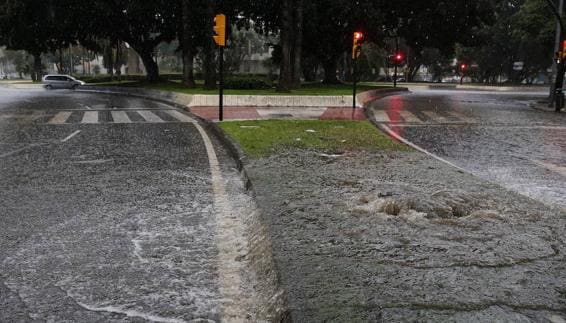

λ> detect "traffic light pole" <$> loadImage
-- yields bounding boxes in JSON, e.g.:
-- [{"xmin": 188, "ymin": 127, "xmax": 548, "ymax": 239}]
[
  {"xmin": 353, "ymin": 58, "xmax": 357, "ymax": 109},
  {"xmin": 545, "ymin": 0, "xmax": 565, "ymax": 112},
  {"xmin": 394, "ymin": 37, "xmax": 399, "ymax": 88},
  {"xmin": 218, "ymin": 46, "xmax": 224, "ymax": 121}
]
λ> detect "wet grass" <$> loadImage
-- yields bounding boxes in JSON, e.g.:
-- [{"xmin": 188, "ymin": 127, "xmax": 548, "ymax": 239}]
[
  {"xmin": 219, "ymin": 120, "xmax": 410, "ymax": 158},
  {"xmin": 93, "ymin": 80, "xmax": 386, "ymax": 96}
]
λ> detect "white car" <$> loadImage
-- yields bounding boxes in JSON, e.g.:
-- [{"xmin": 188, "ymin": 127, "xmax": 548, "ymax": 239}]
[{"xmin": 42, "ymin": 75, "xmax": 85, "ymax": 90}]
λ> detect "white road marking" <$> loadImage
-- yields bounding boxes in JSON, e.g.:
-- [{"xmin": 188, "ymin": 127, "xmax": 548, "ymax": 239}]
[
  {"xmin": 189, "ymin": 116, "xmax": 249, "ymax": 321},
  {"xmin": 422, "ymin": 110, "xmax": 449, "ymax": 123},
  {"xmin": 111, "ymin": 111, "xmax": 132, "ymax": 123},
  {"xmin": 165, "ymin": 110, "xmax": 194, "ymax": 122},
  {"xmin": 380, "ymin": 123, "xmax": 469, "ymax": 173},
  {"xmin": 373, "ymin": 110, "xmax": 391, "ymax": 123},
  {"xmin": 48, "ymin": 112, "xmax": 72, "ymax": 124},
  {"xmin": 399, "ymin": 110, "xmax": 422, "ymax": 123},
  {"xmin": 61, "ymin": 130, "xmax": 81, "ymax": 143},
  {"xmin": 81, "ymin": 111, "xmax": 98, "ymax": 124},
  {"xmin": 137, "ymin": 111, "xmax": 164, "ymax": 123},
  {"xmin": 532, "ymin": 159, "xmax": 566, "ymax": 177},
  {"xmin": 392, "ymin": 124, "xmax": 566, "ymax": 130},
  {"xmin": 445, "ymin": 110, "xmax": 473, "ymax": 123},
  {"xmin": 79, "ymin": 103, "xmax": 93, "ymax": 110}
]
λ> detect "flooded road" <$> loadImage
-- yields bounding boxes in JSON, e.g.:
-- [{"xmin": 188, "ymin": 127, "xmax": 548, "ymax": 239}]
[{"xmin": 368, "ymin": 90, "xmax": 566, "ymax": 209}]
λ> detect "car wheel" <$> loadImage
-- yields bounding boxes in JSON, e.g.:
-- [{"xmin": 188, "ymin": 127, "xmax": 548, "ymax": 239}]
[
  {"xmin": 72, "ymin": 84, "xmax": 79, "ymax": 90},
  {"xmin": 45, "ymin": 85, "xmax": 53, "ymax": 90}
]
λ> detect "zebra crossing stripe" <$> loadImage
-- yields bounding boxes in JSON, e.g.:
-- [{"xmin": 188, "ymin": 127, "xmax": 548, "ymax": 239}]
[
  {"xmin": 137, "ymin": 111, "xmax": 164, "ymax": 123},
  {"xmin": 82, "ymin": 111, "xmax": 98, "ymax": 124},
  {"xmin": 445, "ymin": 110, "xmax": 473, "ymax": 123},
  {"xmin": 48, "ymin": 112, "xmax": 73, "ymax": 124},
  {"xmin": 111, "ymin": 111, "xmax": 132, "ymax": 123},
  {"xmin": 165, "ymin": 110, "xmax": 194, "ymax": 123},
  {"xmin": 373, "ymin": 110, "xmax": 391, "ymax": 123},
  {"xmin": 422, "ymin": 111, "xmax": 449, "ymax": 122},
  {"xmin": 399, "ymin": 110, "xmax": 421, "ymax": 123}
]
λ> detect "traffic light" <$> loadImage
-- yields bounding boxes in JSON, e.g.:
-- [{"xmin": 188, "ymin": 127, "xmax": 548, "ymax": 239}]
[
  {"xmin": 391, "ymin": 52, "xmax": 405, "ymax": 65},
  {"xmin": 213, "ymin": 14, "xmax": 226, "ymax": 47},
  {"xmin": 460, "ymin": 63, "xmax": 468, "ymax": 71},
  {"xmin": 352, "ymin": 31, "xmax": 364, "ymax": 59}
]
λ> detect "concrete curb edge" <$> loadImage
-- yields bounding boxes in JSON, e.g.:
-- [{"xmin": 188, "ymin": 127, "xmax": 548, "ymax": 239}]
[{"xmin": 77, "ymin": 87, "xmax": 292, "ymax": 322}]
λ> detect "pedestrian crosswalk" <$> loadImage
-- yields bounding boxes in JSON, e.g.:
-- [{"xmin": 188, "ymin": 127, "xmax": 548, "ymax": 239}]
[
  {"xmin": 43, "ymin": 110, "xmax": 196, "ymax": 125},
  {"xmin": 372, "ymin": 109, "xmax": 474, "ymax": 124}
]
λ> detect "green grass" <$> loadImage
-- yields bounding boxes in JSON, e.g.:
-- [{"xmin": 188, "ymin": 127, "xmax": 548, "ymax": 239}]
[
  {"xmin": 219, "ymin": 120, "xmax": 409, "ymax": 158},
  {"xmin": 96, "ymin": 80, "xmax": 387, "ymax": 96}
]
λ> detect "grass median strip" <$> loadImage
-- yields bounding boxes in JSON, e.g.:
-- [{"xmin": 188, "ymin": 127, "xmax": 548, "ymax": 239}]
[{"xmin": 219, "ymin": 120, "xmax": 410, "ymax": 158}]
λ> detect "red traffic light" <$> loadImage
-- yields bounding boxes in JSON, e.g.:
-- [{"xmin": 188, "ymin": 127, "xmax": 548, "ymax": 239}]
[
  {"xmin": 393, "ymin": 52, "xmax": 404, "ymax": 62},
  {"xmin": 460, "ymin": 64, "xmax": 467, "ymax": 70},
  {"xmin": 354, "ymin": 31, "xmax": 364, "ymax": 41}
]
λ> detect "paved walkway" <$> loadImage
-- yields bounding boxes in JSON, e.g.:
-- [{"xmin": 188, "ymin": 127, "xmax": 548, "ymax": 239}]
[{"xmin": 188, "ymin": 106, "xmax": 368, "ymax": 121}]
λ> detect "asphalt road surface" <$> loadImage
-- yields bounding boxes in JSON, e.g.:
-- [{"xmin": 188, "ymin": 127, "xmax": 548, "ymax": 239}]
[
  {"xmin": 368, "ymin": 89, "xmax": 566, "ymax": 210},
  {"xmin": 0, "ymin": 87, "xmax": 265, "ymax": 322}
]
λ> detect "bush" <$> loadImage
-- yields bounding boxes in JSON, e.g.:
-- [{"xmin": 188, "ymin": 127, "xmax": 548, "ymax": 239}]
[{"xmin": 224, "ymin": 76, "xmax": 271, "ymax": 90}]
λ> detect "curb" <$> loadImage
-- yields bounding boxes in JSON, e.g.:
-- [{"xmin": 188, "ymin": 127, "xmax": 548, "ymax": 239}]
[
  {"xmin": 77, "ymin": 87, "xmax": 291, "ymax": 322},
  {"xmin": 362, "ymin": 89, "xmax": 476, "ymax": 177},
  {"xmin": 407, "ymin": 84, "xmax": 548, "ymax": 92}
]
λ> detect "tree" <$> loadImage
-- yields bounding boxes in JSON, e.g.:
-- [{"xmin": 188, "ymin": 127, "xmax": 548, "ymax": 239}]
[{"xmin": 85, "ymin": 0, "xmax": 179, "ymax": 82}]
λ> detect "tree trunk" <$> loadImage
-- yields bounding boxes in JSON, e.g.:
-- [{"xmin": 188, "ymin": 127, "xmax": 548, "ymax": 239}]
[
  {"xmin": 277, "ymin": 0, "xmax": 293, "ymax": 92},
  {"xmin": 291, "ymin": 0, "xmax": 304, "ymax": 88},
  {"xmin": 181, "ymin": 0, "xmax": 196, "ymax": 87},
  {"xmin": 58, "ymin": 48, "xmax": 63, "ymax": 73},
  {"xmin": 203, "ymin": 0, "xmax": 216, "ymax": 90},
  {"xmin": 32, "ymin": 52, "xmax": 42, "ymax": 82},
  {"xmin": 322, "ymin": 58, "xmax": 339, "ymax": 84},
  {"xmin": 137, "ymin": 49, "xmax": 159, "ymax": 82}
]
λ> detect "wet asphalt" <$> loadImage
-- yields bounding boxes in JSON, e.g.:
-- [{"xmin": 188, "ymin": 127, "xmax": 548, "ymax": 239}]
[
  {"xmin": 0, "ymin": 88, "xmax": 234, "ymax": 321},
  {"xmin": 368, "ymin": 90, "xmax": 566, "ymax": 210}
]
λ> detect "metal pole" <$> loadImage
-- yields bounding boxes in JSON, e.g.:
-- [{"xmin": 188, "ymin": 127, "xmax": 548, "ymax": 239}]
[
  {"xmin": 545, "ymin": 0, "xmax": 566, "ymax": 111},
  {"xmin": 353, "ymin": 58, "xmax": 357, "ymax": 109},
  {"xmin": 219, "ymin": 46, "xmax": 224, "ymax": 121},
  {"xmin": 550, "ymin": 0, "xmax": 564, "ymax": 102},
  {"xmin": 394, "ymin": 37, "xmax": 399, "ymax": 88}
]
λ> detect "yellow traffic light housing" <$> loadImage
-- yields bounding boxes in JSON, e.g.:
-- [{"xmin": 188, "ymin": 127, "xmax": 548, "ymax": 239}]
[
  {"xmin": 352, "ymin": 32, "xmax": 363, "ymax": 59},
  {"xmin": 213, "ymin": 14, "xmax": 226, "ymax": 47}
]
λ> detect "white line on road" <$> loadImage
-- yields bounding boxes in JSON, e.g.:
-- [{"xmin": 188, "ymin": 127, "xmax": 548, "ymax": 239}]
[
  {"xmin": 81, "ymin": 111, "xmax": 98, "ymax": 124},
  {"xmin": 189, "ymin": 116, "xmax": 250, "ymax": 321},
  {"xmin": 422, "ymin": 110, "xmax": 449, "ymax": 123},
  {"xmin": 111, "ymin": 111, "xmax": 132, "ymax": 123},
  {"xmin": 137, "ymin": 111, "xmax": 164, "ymax": 123},
  {"xmin": 373, "ymin": 110, "xmax": 391, "ymax": 123},
  {"xmin": 445, "ymin": 110, "xmax": 473, "ymax": 123},
  {"xmin": 48, "ymin": 111, "xmax": 72, "ymax": 124},
  {"xmin": 380, "ymin": 123, "xmax": 469, "ymax": 173},
  {"xmin": 399, "ymin": 110, "xmax": 422, "ymax": 123},
  {"xmin": 391, "ymin": 124, "xmax": 566, "ymax": 129},
  {"xmin": 61, "ymin": 130, "xmax": 81, "ymax": 143},
  {"xmin": 165, "ymin": 110, "xmax": 193, "ymax": 122}
]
